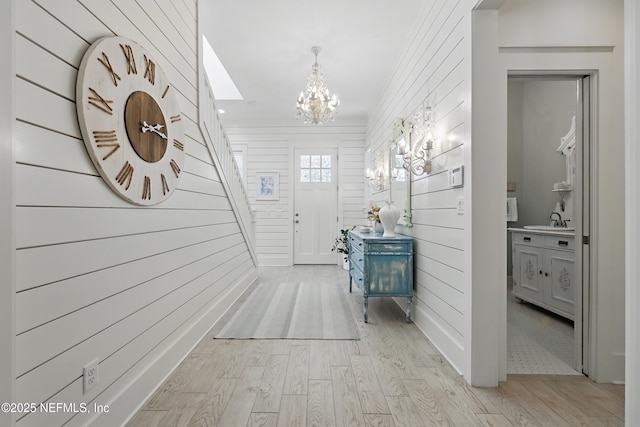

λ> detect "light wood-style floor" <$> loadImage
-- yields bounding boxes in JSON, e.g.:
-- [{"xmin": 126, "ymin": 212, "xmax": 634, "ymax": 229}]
[{"xmin": 127, "ymin": 266, "xmax": 624, "ymax": 426}]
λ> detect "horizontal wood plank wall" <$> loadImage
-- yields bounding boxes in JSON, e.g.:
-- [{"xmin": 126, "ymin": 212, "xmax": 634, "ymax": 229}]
[
  {"xmin": 364, "ymin": 0, "xmax": 468, "ymax": 373},
  {"xmin": 13, "ymin": 0, "xmax": 256, "ymax": 425},
  {"xmin": 226, "ymin": 123, "xmax": 366, "ymax": 266}
]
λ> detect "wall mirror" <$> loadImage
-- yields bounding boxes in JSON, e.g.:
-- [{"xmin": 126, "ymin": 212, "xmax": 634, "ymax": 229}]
[
  {"xmin": 366, "ymin": 148, "xmax": 387, "ymax": 193},
  {"xmin": 389, "ymin": 118, "xmax": 412, "ymax": 227}
]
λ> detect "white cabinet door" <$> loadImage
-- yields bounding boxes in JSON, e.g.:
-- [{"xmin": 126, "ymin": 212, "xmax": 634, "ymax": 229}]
[
  {"xmin": 546, "ymin": 249, "xmax": 575, "ymax": 317},
  {"xmin": 514, "ymin": 244, "xmax": 544, "ymax": 304}
]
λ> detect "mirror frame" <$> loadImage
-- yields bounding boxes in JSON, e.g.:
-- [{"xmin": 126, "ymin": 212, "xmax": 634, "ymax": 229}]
[{"xmin": 389, "ymin": 118, "xmax": 413, "ymax": 227}]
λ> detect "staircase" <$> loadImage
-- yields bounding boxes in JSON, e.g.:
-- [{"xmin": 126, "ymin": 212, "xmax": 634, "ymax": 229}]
[{"xmin": 199, "ymin": 81, "xmax": 257, "ymax": 264}]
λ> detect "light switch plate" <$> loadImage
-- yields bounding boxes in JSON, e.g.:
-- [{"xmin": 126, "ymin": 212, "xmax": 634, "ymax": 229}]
[
  {"xmin": 449, "ymin": 165, "xmax": 464, "ymax": 188},
  {"xmin": 457, "ymin": 197, "xmax": 464, "ymax": 215}
]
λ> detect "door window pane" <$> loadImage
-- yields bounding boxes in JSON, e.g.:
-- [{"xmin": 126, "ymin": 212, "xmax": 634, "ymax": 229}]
[
  {"xmin": 300, "ymin": 155, "xmax": 310, "ymax": 168},
  {"xmin": 299, "ymin": 154, "xmax": 332, "ymax": 183},
  {"xmin": 322, "ymin": 155, "xmax": 331, "ymax": 168},
  {"xmin": 311, "ymin": 155, "xmax": 321, "ymax": 168}
]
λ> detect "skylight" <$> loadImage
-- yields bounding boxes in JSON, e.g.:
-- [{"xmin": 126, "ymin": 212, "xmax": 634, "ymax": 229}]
[{"xmin": 202, "ymin": 35, "xmax": 243, "ymax": 100}]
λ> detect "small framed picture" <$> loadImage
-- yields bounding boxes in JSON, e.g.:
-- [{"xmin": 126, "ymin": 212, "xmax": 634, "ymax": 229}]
[{"xmin": 255, "ymin": 172, "xmax": 279, "ymax": 200}]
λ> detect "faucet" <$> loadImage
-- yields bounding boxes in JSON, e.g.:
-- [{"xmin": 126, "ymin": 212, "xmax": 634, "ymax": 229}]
[{"xmin": 549, "ymin": 211, "xmax": 563, "ymax": 227}]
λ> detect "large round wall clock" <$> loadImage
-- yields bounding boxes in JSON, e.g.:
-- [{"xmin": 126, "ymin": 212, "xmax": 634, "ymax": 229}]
[{"xmin": 76, "ymin": 36, "xmax": 185, "ymax": 205}]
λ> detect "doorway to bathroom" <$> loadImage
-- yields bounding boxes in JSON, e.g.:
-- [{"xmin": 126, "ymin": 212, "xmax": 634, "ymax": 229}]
[{"xmin": 506, "ymin": 74, "xmax": 591, "ymax": 376}]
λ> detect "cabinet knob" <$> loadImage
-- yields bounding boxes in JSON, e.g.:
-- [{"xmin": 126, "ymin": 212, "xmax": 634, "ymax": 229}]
[
  {"xmin": 539, "ymin": 270, "xmax": 543, "ymax": 275},
  {"xmin": 544, "ymin": 272, "xmax": 549, "ymax": 277}
]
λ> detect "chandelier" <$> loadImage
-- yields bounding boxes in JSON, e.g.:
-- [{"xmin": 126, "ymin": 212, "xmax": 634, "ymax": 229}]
[{"xmin": 296, "ymin": 46, "xmax": 340, "ymax": 125}]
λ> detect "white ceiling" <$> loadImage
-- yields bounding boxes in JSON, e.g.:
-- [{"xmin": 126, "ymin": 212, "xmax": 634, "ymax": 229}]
[{"xmin": 200, "ymin": 0, "xmax": 427, "ymax": 126}]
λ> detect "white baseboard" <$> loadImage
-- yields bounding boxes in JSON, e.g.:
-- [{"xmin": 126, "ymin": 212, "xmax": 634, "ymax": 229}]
[
  {"xmin": 392, "ymin": 298, "xmax": 465, "ymax": 377},
  {"xmin": 70, "ymin": 269, "xmax": 257, "ymax": 427}
]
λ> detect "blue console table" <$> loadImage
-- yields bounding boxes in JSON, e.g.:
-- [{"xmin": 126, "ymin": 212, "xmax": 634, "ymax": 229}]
[{"xmin": 348, "ymin": 230, "xmax": 414, "ymax": 323}]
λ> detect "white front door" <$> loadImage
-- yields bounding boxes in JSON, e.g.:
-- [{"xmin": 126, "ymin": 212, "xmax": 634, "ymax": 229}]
[{"xmin": 294, "ymin": 149, "xmax": 338, "ymax": 264}]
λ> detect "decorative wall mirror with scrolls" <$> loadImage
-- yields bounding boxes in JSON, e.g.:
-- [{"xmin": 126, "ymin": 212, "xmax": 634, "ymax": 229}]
[{"xmin": 389, "ymin": 118, "xmax": 413, "ymax": 227}]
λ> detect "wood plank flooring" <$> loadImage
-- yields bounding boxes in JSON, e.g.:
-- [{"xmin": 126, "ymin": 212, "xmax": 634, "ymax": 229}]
[{"xmin": 127, "ymin": 266, "xmax": 624, "ymax": 426}]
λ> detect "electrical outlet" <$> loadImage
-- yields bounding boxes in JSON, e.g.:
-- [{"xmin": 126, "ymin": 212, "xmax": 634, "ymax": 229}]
[{"xmin": 83, "ymin": 359, "xmax": 98, "ymax": 394}]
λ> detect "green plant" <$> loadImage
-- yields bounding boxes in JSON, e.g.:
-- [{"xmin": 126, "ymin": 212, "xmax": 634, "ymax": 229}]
[{"xmin": 331, "ymin": 227, "xmax": 354, "ymax": 261}]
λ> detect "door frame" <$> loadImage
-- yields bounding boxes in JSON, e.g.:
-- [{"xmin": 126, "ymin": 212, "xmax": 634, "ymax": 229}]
[
  {"xmin": 289, "ymin": 142, "xmax": 343, "ymax": 266},
  {"xmin": 506, "ymin": 73, "xmax": 593, "ymax": 375},
  {"xmin": 506, "ymin": 71, "xmax": 595, "ymax": 376},
  {"xmin": 473, "ymin": 0, "xmax": 627, "ymax": 392}
]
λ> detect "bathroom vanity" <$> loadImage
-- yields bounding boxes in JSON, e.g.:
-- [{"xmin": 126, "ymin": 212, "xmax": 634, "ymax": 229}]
[
  {"xmin": 348, "ymin": 230, "xmax": 413, "ymax": 323},
  {"xmin": 509, "ymin": 228, "xmax": 575, "ymax": 320}
]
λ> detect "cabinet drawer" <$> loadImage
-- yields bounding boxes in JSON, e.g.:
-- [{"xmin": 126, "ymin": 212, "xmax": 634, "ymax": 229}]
[
  {"xmin": 349, "ymin": 236, "xmax": 364, "ymax": 251},
  {"xmin": 512, "ymin": 233, "xmax": 542, "ymax": 246},
  {"xmin": 349, "ymin": 263, "xmax": 364, "ymax": 290},
  {"xmin": 365, "ymin": 241, "xmax": 412, "ymax": 254},
  {"xmin": 349, "ymin": 250, "xmax": 365, "ymax": 269},
  {"xmin": 544, "ymin": 235, "xmax": 575, "ymax": 251}
]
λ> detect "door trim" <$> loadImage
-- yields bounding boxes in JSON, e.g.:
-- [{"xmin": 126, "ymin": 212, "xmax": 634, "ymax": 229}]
[
  {"xmin": 506, "ymin": 72, "xmax": 595, "ymax": 377},
  {"xmin": 292, "ymin": 147, "xmax": 339, "ymax": 264}
]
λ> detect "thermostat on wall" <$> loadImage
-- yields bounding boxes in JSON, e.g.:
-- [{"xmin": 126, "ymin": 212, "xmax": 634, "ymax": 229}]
[{"xmin": 449, "ymin": 165, "xmax": 464, "ymax": 188}]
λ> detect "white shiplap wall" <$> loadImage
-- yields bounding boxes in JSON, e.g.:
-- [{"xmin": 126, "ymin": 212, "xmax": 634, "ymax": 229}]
[
  {"xmin": 1, "ymin": 2, "xmax": 15, "ymax": 426},
  {"xmin": 227, "ymin": 123, "xmax": 366, "ymax": 266},
  {"xmin": 365, "ymin": 0, "xmax": 470, "ymax": 373},
  {"xmin": 13, "ymin": 1, "xmax": 256, "ymax": 426}
]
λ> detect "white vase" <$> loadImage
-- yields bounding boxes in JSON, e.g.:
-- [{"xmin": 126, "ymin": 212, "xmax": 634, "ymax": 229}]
[{"xmin": 379, "ymin": 202, "xmax": 401, "ymax": 237}]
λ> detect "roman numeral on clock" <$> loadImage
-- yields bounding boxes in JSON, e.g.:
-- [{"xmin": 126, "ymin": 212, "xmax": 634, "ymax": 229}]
[
  {"xmin": 173, "ymin": 139, "xmax": 184, "ymax": 151},
  {"xmin": 120, "ymin": 43, "xmax": 137, "ymax": 75},
  {"xmin": 161, "ymin": 173, "xmax": 170, "ymax": 195},
  {"xmin": 144, "ymin": 55, "xmax": 155, "ymax": 84},
  {"xmin": 115, "ymin": 161, "xmax": 134, "ymax": 190},
  {"xmin": 97, "ymin": 51, "xmax": 121, "ymax": 86},
  {"xmin": 170, "ymin": 114, "xmax": 181, "ymax": 123},
  {"xmin": 142, "ymin": 176, "xmax": 151, "ymax": 200},
  {"xmin": 93, "ymin": 130, "xmax": 120, "ymax": 160},
  {"xmin": 170, "ymin": 159, "xmax": 181, "ymax": 178},
  {"xmin": 88, "ymin": 88, "xmax": 113, "ymax": 115}
]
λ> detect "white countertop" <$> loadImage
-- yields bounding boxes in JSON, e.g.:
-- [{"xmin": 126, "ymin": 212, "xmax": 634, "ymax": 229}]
[{"xmin": 508, "ymin": 227, "xmax": 575, "ymax": 236}]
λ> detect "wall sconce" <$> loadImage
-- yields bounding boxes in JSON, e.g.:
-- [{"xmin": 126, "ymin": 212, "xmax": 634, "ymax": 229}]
[{"xmin": 396, "ymin": 102, "xmax": 436, "ymax": 176}]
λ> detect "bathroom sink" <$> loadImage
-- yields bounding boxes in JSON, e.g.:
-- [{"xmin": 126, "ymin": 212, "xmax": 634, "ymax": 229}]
[{"xmin": 523, "ymin": 225, "xmax": 575, "ymax": 232}]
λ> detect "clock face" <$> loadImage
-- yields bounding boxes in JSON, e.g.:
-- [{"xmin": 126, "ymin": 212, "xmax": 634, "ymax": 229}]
[{"xmin": 76, "ymin": 36, "xmax": 185, "ymax": 205}]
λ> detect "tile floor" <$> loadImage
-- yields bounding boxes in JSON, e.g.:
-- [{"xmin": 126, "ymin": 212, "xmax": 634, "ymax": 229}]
[{"xmin": 507, "ymin": 288, "xmax": 582, "ymax": 375}]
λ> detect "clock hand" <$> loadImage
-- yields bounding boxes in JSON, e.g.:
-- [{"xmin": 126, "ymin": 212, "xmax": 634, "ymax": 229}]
[{"xmin": 141, "ymin": 121, "xmax": 168, "ymax": 140}]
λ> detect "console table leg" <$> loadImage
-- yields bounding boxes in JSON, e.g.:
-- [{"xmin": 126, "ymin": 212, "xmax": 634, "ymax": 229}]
[
  {"xmin": 406, "ymin": 296, "xmax": 412, "ymax": 323},
  {"xmin": 349, "ymin": 276, "xmax": 352, "ymax": 293},
  {"xmin": 363, "ymin": 296, "xmax": 368, "ymax": 323}
]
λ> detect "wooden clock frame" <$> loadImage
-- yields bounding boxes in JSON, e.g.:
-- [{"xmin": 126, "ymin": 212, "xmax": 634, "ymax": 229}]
[{"xmin": 76, "ymin": 36, "xmax": 185, "ymax": 205}]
